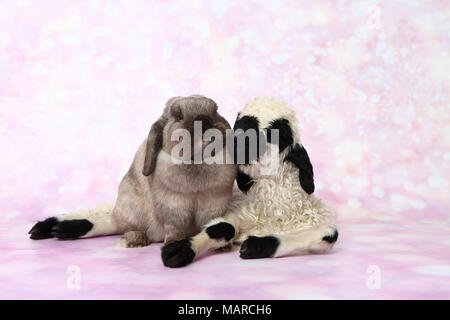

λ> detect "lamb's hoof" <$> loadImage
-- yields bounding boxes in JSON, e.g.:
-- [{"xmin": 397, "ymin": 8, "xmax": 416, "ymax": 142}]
[
  {"xmin": 161, "ymin": 239, "xmax": 195, "ymax": 268},
  {"xmin": 322, "ymin": 227, "xmax": 339, "ymax": 244},
  {"xmin": 51, "ymin": 219, "xmax": 93, "ymax": 240},
  {"xmin": 239, "ymin": 236, "xmax": 280, "ymax": 259},
  {"xmin": 29, "ymin": 217, "xmax": 58, "ymax": 240}
]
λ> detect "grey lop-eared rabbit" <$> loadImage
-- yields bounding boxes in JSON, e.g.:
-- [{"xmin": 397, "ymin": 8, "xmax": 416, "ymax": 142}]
[{"xmin": 29, "ymin": 95, "xmax": 237, "ymax": 247}]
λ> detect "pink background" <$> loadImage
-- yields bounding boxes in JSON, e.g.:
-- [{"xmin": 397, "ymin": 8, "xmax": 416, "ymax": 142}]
[{"xmin": 1, "ymin": 0, "xmax": 449, "ymax": 299}]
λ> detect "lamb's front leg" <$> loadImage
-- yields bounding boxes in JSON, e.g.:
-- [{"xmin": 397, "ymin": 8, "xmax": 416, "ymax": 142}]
[{"xmin": 161, "ymin": 215, "xmax": 240, "ymax": 268}]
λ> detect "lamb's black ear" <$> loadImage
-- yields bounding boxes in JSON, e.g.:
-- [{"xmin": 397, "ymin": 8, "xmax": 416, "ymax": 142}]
[
  {"xmin": 236, "ymin": 169, "xmax": 254, "ymax": 193},
  {"xmin": 285, "ymin": 143, "xmax": 314, "ymax": 194}
]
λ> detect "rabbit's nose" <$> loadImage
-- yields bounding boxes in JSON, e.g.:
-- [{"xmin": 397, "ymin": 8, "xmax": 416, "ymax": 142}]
[{"xmin": 193, "ymin": 115, "xmax": 213, "ymax": 132}]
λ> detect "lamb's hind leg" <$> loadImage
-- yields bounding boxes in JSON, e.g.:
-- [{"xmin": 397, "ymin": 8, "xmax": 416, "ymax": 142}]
[{"xmin": 240, "ymin": 224, "xmax": 339, "ymax": 259}]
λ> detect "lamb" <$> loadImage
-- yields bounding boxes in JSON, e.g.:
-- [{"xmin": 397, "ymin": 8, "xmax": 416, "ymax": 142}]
[{"xmin": 161, "ymin": 97, "xmax": 338, "ymax": 267}]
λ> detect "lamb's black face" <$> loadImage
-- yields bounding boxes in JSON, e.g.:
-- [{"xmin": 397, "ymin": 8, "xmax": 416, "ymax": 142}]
[
  {"xmin": 266, "ymin": 118, "xmax": 294, "ymax": 152},
  {"xmin": 230, "ymin": 115, "xmax": 295, "ymax": 165},
  {"xmin": 231, "ymin": 115, "xmax": 263, "ymax": 164}
]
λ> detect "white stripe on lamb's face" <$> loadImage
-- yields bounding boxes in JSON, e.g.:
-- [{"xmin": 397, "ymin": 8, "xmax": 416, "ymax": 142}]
[{"xmin": 231, "ymin": 114, "xmax": 296, "ymax": 165}]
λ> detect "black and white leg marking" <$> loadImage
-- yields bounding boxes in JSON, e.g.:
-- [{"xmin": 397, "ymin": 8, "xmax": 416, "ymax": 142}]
[
  {"xmin": 239, "ymin": 236, "xmax": 280, "ymax": 259},
  {"xmin": 29, "ymin": 217, "xmax": 93, "ymax": 240},
  {"xmin": 29, "ymin": 217, "xmax": 58, "ymax": 240},
  {"xmin": 162, "ymin": 218, "xmax": 237, "ymax": 268},
  {"xmin": 240, "ymin": 225, "xmax": 338, "ymax": 259},
  {"xmin": 276, "ymin": 225, "xmax": 338, "ymax": 257},
  {"xmin": 205, "ymin": 222, "xmax": 235, "ymax": 242},
  {"xmin": 322, "ymin": 228, "xmax": 339, "ymax": 244},
  {"xmin": 51, "ymin": 219, "xmax": 93, "ymax": 240},
  {"xmin": 161, "ymin": 238, "xmax": 196, "ymax": 268}
]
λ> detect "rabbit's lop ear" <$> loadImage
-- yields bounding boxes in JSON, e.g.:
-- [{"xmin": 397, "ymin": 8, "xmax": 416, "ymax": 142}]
[
  {"xmin": 142, "ymin": 115, "xmax": 168, "ymax": 176},
  {"xmin": 285, "ymin": 143, "xmax": 315, "ymax": 194},
  {"xmin": 142, "ymin": 98, "xmax": 182, "ymax": 176}
]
